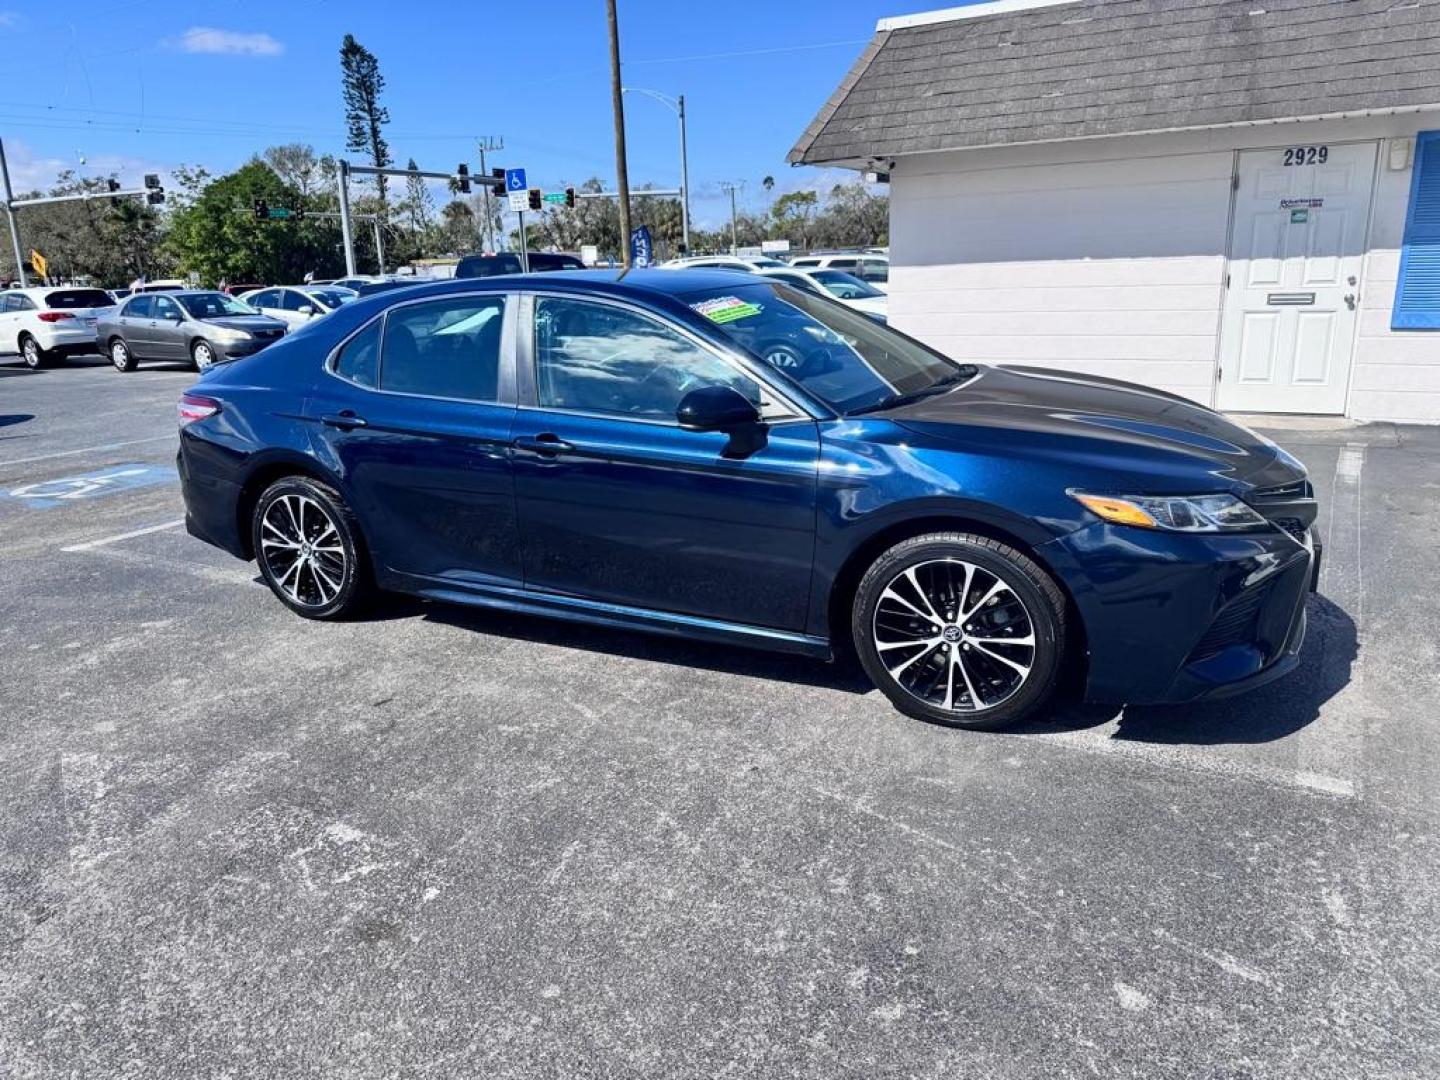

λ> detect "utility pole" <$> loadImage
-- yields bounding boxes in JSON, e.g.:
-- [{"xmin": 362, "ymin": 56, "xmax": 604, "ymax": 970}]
[
  {"xmin": 607, "ymin": 0, "xmax": 633, "ymax": 268},
  {"xmin": 677, "ymin": 94, "xmax": 690, "ymax": 254},
  {"xmin": 0, "ymin": 138, "xmax": 28, "ymax": 286},
  {"xmin": 477, "ymin": 136, "xmax": 503, "ymax": 252},
  {"xmin": 721, "ymin": 181, "xmax": 742, "ymax": 255}
]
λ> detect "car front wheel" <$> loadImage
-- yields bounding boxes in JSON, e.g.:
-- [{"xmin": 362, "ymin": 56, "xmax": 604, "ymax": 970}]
[
  {"xmin": 191, "ymin": 339, "xmax": 216, "ymax": 371},
  {"xmin": 252, "ymin": 476, "xmax": 370, "ymax": 620},
  {"xmin": 110, "ymin": 338, "xmax": 137, "ymax": 372},
  {"xmin": 852, "ymin": 532, "xmax": 1065, "ymax": 729}
]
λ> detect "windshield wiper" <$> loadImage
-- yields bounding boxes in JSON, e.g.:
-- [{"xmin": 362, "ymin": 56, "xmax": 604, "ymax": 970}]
[{"xmin": 849, "ymin": 365, "xmax": 978, "ymax": 415}]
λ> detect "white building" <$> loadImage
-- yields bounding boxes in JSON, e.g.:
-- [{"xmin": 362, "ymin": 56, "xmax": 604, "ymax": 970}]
[{"xmin": 791, "ymin": 0, "xmax": 1440, "ymax": 422}]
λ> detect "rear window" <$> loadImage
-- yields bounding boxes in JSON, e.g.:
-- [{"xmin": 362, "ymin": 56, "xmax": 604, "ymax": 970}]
[
  {"xmin": 45, "ymin": 289, "xmax": 113, "ymax": 309},
  {"xmin": 528, "ymin": 253, "xmax": 585, "ymax": 272},
  {"xmin": 456, "ymin": 255, "xmax": 521, "ymax": 279}
]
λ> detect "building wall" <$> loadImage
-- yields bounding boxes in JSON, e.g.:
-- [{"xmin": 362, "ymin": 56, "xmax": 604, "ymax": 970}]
[{"xmin": 888, "ymin": 112, "xmax": 1440, "ymax": 421}]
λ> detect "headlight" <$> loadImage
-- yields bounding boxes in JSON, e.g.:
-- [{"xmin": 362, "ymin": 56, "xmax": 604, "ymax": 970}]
[
  {"xmin": 1070, "ymin": 490, "xmax": 1267, "ymax": 532},
  {"xmin": 210, "ymin": 326, "xmax": 252, "ymax": 343}
]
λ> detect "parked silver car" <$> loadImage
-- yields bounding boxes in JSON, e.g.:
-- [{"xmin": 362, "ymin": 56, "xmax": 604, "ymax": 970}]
[{"xmin": 96, "ymin": 291, "xmax": 288, "ymax": 372}]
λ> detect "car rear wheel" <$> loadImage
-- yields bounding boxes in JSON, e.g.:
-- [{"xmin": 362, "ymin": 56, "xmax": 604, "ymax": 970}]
[
  {"xmin": 252, "ymin": 476, "xmax": 371, "ymax": 620},
  {"xmin": 20, "ymin": 335, "xmax": 49, "ymax": 370},
  {"xmin": 109, "ymin": 338, "xmax": 137, "ymax": 372},
  {"xmin": 191, "ymin": 339, "xmax": 216, "ymax": 371},
  {"xmin": 852, "ymin": 532, "xmax": 1065, "ymax": 729}
]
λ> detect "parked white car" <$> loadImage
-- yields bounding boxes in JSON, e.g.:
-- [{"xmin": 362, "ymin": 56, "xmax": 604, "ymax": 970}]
[
  {"xmin": 787, "ymin": 252, "xmax": 889, "ymax": 292},
  {"xmin": 0, "ymin": 286, "xmax": 115, "ymax": 368},
  {"xmin": 758, "ymin": 267, "xmax": 888, "ymax": 321},
  {"xmin": 658, "ymin": 255, "xmax": 790, "ymax": 273},
  {"xmin": 238, "ymin": 286, "xmax": 358, "ymax": 329}
]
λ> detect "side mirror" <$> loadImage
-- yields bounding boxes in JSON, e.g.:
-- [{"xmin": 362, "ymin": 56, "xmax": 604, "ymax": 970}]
[
  {"xmin": 299, "ymin": 304, "xmax": 316, "ymax": 316},
  {"xmin": 676, "ymin": 385, "xmax": 761, "ymax": 432}
]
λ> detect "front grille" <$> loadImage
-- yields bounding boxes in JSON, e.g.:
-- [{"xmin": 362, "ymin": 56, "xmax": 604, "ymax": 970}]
[
  {"xmin": 1251, "ymin": 479, "xmax": 1313, "ymax": 500},
  {"xmin": 1189, "ymin": 583, "xmax": 1272, "ymax": 661}
]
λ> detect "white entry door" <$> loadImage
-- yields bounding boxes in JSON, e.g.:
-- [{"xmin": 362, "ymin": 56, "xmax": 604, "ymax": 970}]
[{"xmin": 1217, "ymin": 141, "xmax": 1376, "ymax": 414}]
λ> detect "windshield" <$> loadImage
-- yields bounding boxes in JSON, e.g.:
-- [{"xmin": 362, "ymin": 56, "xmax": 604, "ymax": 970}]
[
  {"xmin": 179, "ymin": 293, "xmax": 257, "ymax": 318},
  {"xmin": 810, "ymin": 270, "xmax": 885, "ymax": 299},
  {"xmin": 683, "ymin": 283, "xmax": 969, "ymax": 415},
  {"xmin": 305, "ymin": 288, "xmax": 357, "ymax": 309}
]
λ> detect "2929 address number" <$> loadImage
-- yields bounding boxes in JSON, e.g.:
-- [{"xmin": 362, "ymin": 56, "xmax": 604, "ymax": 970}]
[{"xmin": 1283, "ymin": 146, "xmax": 1329, "ymax": 166}]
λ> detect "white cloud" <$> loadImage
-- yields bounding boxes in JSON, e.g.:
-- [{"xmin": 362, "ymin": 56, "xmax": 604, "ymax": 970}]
[
  {"xmin": 0, "ymin": 11, "xmax": 19, "ymax": 28},
  {"xmin": 172, "ymin": 27, "xmax": 284, "ymax": 57}
]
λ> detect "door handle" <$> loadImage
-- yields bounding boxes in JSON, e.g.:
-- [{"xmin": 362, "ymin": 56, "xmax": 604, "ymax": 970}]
[
  {"xmin": 1344, "ymin": 292, "xmax": 1358, "ymax": 310},
  {"xmin": 513, "ymin": 433, "xmax": 574, "ymax": 456},
  {"xmin": 321, "ymin": 411, "xmax": 367, "ymax": 430}
]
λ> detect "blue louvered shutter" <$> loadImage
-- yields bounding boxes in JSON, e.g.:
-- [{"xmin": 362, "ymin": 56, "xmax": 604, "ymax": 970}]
[{"xmin": 1394, "ymin": 130, "xmax": 1440, "ymax": 329}]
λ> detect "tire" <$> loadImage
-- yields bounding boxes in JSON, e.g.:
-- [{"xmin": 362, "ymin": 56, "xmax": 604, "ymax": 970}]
[
  {"xmin": 852, "ymin": 532, "xmax": 1066, "ymax": 730},
  {"xmin": 251, "ymin": 476, "xmax": 371, "ymax": 620},
  {"xmin": 20, "ymin": 335, "xmax": 49, "ymax": 370},
  {"xmin": 109, "ymin": 338, "xmax": 137, "ymax": 373},
  {"xmin": 191, "ymin": 339, "xmax": 216, "ymax": 371}
]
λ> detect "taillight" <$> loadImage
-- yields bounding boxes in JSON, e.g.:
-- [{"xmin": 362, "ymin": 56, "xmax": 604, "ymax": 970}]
[
  {"xmin": 37, "ymin": 311, "xmax": 74, "ymax": 322},
  {"xmin": 177, "ymin": 393, "xmax": 221, "ymax": 425}
]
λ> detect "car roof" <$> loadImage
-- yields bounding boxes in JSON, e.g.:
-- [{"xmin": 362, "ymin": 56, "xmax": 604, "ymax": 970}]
[{"xmin": 351, "ymin": 267, "xmax": 765, "ymax": 303}]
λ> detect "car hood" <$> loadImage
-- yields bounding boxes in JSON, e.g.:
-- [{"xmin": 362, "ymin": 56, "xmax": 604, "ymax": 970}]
[
  {"xmin": 887, "ymin": 364, "xmax": 1296, "ymax": 486},
  {"xmin": 840, "ymin": 295, "xmax": 887, "ymax": 316},
  {"xmin": 204, "ymin": 315, "xmax": 287, "ymax": 332}
]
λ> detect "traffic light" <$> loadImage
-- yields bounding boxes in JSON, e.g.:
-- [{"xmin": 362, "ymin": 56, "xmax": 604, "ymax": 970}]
[
  {"xmin": 564, "ymin": 187, "xmax": 576, "ymax": 208},
  {"xmin": 456, "ymin": 163, "xmax": 471, "ymax": 194},
  {"xmin": 292, "ymin": 204, "xmax": 306, "ymax": 221},
  {"xmin": 254, "ymin": 199, "xmax": 269, "ymax": 221},
  {"xmin": 106, "ymin": 178, "xmax": 121, "ymax": 193},
  {"xmin": 527, "ymin": 188, "xmax": 542, "ymax": 211},
  {"xmin": 143, "ymin": 174, "xmax": 161, "ymax": 190},
  {"xmin": 147, "ymin": 191, "xmax": 165, "ymax": 205}
]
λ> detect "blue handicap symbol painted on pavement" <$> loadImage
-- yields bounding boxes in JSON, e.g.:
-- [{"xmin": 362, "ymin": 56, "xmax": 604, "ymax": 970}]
[
  {"xmin": 2, "ymin": 463, "xmax": 175, "ymax": 509},
  {"xmin": 505, "ymin": 167, "xmax": 527, "ymax": 192}
]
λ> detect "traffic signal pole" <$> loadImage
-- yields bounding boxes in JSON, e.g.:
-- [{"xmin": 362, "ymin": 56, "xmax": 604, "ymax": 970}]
[
  {"xmin": 0, "ymin": 138, "xmax": 164, "ymax": 285},
  {"xmin": 0, "ymin": 137, "xmax": 27, "ymax": 286},
  {"xmin": 337, "ymin": 161, "xmax": 357, "ymax": 277},
  {"xmin": 336, "ymin": 158, "xmax": 498, "ymax": 276}
]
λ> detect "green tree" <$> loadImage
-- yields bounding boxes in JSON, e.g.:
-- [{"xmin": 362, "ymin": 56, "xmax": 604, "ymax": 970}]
[
  {"xmin": 166, "ymin": 159, "xmax": 344, "ymax": 284},
  {"xmin": 769, "ymin": 190, "xmax": 819, "ymax": 250},
  {"xmin": 340, "ymin": 34, "xmax": 392, "ymax": 212}
]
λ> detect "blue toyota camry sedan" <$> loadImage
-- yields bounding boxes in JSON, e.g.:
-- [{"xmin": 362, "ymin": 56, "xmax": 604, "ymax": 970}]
[{"xmin": 176, "ymin": 269, "xmax": 1319, "ymax": 729}]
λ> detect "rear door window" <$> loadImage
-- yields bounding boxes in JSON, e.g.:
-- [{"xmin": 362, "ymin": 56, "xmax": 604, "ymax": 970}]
[
  {"xmin": 379, "ymin": 296, "xmax": 506, "ymax": 401},
  {"xmin": 123, "ymin": 296, "xmax": 153, "ymax": 318},
  {"xmin": 249, "ymin": 290, "xmax": 279, "ymax": 309}
]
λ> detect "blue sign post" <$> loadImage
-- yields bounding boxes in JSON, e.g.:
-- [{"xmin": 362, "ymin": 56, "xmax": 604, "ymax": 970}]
[
  {"xmin": 504, "ymin": 168, "xmax": 527, "ymax": 192},
  {"xmin": 630, "ymin": 225, "xmax": 653, "ymax": 269}
]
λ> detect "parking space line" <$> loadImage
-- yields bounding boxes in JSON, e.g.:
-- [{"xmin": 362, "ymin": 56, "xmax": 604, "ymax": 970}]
[
  {"xmin": 61, "ymin": 519, "xmax": 186, "ymax": 553},
  {"xmin": 0, "ymin": 435, "xmax": 176, "ymax": 468}
]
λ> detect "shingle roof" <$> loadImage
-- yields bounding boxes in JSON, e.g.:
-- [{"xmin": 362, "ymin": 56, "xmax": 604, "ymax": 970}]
[{"xmin": 790, "ymin": 0, "xmax": 1440, "ymax": 165}]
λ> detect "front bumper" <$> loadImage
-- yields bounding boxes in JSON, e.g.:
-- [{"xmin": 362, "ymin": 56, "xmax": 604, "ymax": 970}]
[
  {"xmin": 1042, "ymin": 521, "xmax": 1316, "ymax": 706},
  {"xmin": 211, "ymin": 334, "xmax": 282, "ymax": 360}
]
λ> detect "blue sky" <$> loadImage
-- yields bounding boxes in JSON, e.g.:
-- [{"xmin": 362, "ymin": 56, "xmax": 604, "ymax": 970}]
[{"xmin": 0, "ymin": 0, "xmax": 968, "ymax": 228}]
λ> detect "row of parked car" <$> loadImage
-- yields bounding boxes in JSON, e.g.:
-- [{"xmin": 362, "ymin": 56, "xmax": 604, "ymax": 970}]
[
  {"xmin": 1, "ymin": 249, "xmax": 891, "ymax": 371},
  {"xmin": 0, "ymin": 282, "xmax": 361, "ymax": 372}
]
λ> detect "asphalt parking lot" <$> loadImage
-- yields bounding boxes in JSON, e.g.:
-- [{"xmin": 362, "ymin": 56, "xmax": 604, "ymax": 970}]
[{"xmin": 2, "ymin": 356, "xmax": 1438, "ymax": 1078}]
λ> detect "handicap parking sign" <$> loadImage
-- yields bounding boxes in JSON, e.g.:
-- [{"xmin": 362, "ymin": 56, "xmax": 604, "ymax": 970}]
[{"xmin": 505, "ymin": 168, "xmax": 527, "ymax": 192}]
